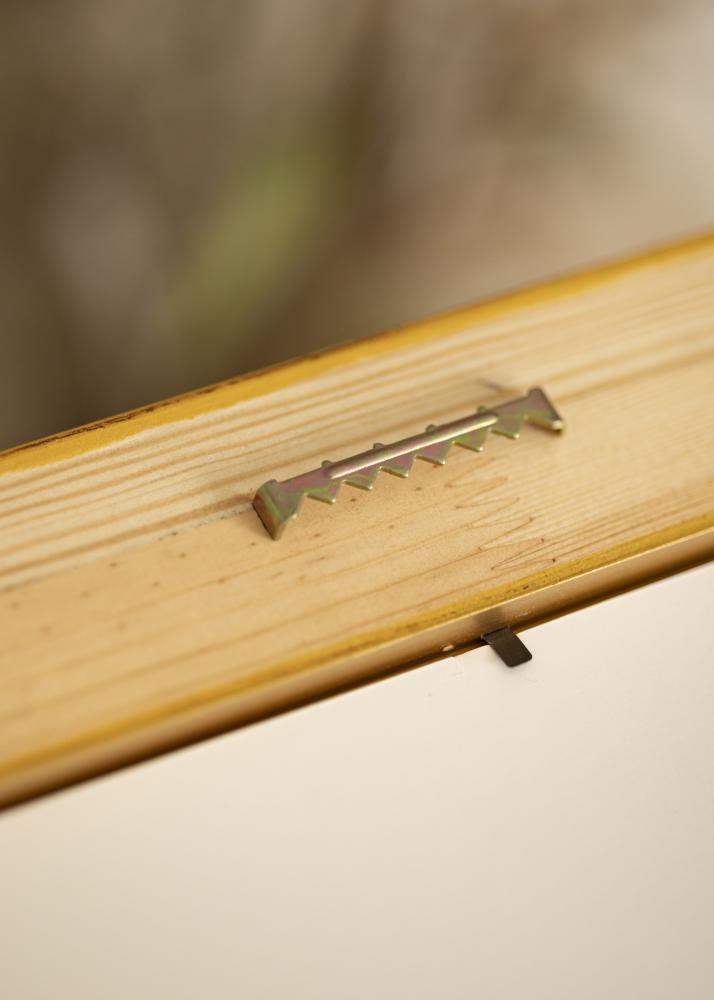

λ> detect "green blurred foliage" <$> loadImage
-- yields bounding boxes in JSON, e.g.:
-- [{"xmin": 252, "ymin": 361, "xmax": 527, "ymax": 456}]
[{"xmin": 0, "ymin": 0, "xmax": 713, "ymax": 449}]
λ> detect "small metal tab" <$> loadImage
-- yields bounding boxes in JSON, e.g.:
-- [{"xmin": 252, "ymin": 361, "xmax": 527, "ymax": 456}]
[
  {"xmin": 483, "ymin": 627, "xmax": 532, "ymax": 667},
  {"xmin": 252, "ymin": 386, "xmax": 564, "ymax": 539}
]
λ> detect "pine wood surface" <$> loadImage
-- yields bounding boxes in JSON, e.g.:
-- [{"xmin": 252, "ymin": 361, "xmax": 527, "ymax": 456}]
[{"xmin": 1, "ymin": 234, "xmax": 713, "ymax": 807}]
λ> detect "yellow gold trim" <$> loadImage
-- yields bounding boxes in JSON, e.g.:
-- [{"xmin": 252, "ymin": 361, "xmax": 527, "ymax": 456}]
[
  {"xmin": 2, "ymin": 230, "xmax": 713, "ymax": 476},
  {"xmin": 2, "ymin": 511, "xmax": 711, "ymax": 784}
]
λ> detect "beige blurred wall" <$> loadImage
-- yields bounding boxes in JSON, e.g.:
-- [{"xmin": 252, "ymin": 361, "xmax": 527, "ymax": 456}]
[{"xmin": 1, "ymin": 0, "xmax": 713, "ymax": 450}]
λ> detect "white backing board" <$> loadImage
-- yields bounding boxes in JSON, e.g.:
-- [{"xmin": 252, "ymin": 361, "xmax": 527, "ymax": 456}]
[{"xmin": 2, "ymin": 562, "xmax": 713, "ymax": 999}]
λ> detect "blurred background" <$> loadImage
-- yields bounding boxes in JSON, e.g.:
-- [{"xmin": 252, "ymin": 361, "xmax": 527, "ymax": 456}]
[{"xmin": 2, "ymin": 0, "xmax": 714, "ymax": 451}]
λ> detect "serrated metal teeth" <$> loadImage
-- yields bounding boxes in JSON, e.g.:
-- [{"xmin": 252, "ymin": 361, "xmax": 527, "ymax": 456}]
[{"xmin": 252, "ymin": 387, "xmax": 564, "ymax": 539}]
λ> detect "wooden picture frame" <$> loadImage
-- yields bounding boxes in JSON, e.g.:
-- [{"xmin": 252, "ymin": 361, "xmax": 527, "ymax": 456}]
[{"xmin": 1, "ymin": 233, "xmax": 713, "ymax": 808}]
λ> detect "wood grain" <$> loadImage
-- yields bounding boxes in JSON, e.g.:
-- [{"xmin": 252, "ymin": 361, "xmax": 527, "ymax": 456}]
[{"xmin": 1, "ymin": 234, "xmax": 714, "ymax": 807}]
